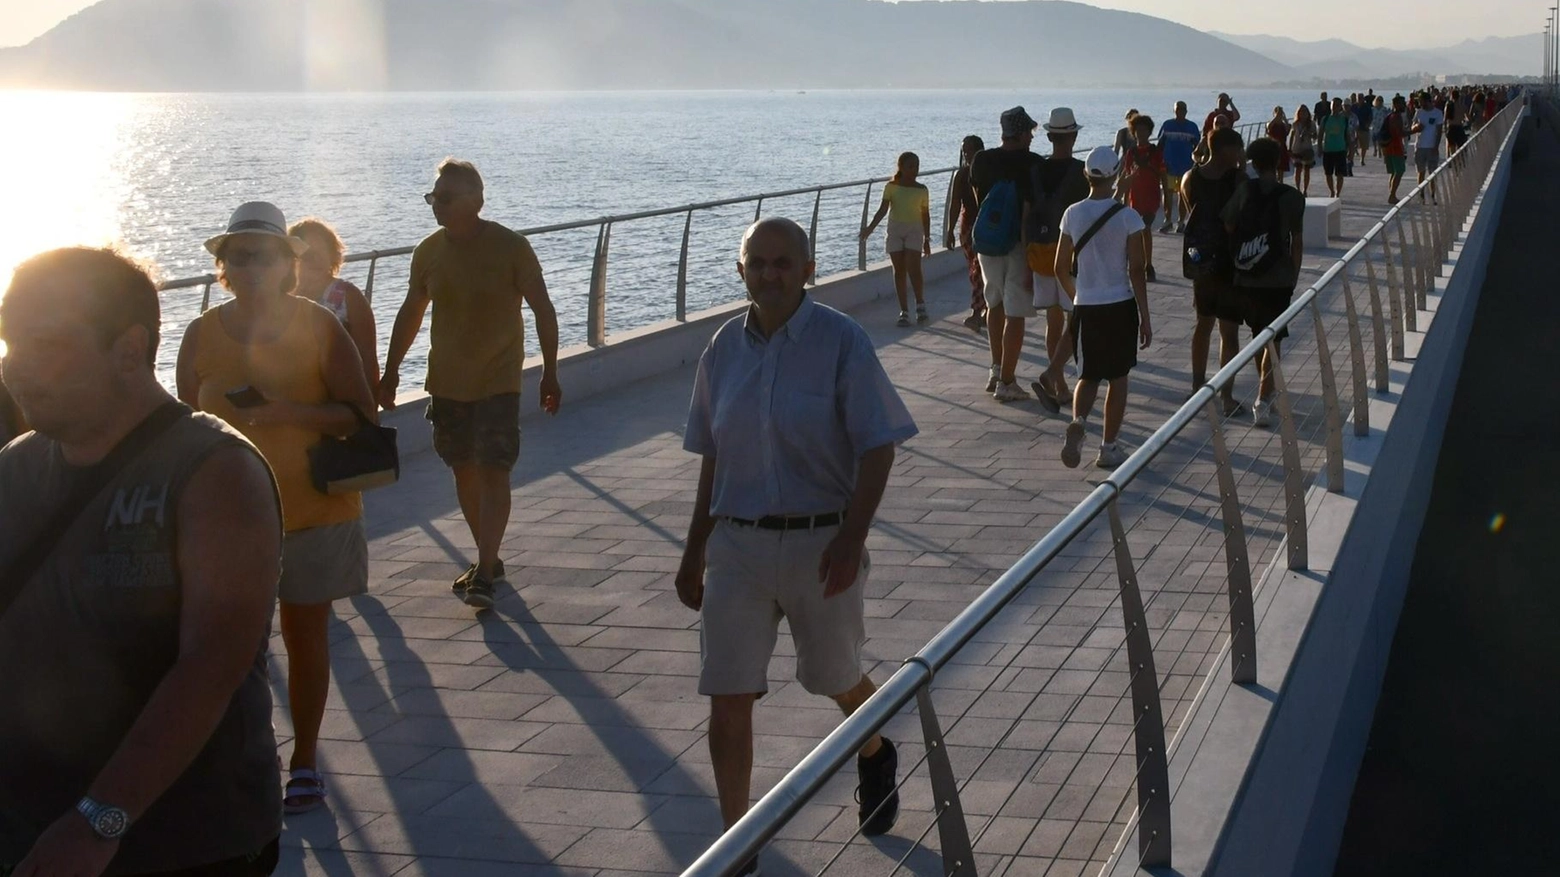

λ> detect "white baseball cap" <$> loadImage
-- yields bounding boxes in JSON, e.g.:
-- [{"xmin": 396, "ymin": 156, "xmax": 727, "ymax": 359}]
[{"xmin": 1084, "ymin": 146, "xmax": 1121, "ymax": 179}]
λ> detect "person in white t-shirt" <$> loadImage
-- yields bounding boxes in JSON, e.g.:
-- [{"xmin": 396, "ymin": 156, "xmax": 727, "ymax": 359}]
[
  {"xmin": 1410, "ymin": 92, "xmax": 1445, "ymax": 203},
  {"xmin": 1052, "ymin": 146, "xmax": 1152, "ymax": 470}
]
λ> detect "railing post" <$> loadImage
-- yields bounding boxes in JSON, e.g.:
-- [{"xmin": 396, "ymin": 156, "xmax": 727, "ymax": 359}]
[
  {"xmin": 1379, "ymin": 232, "xmax": 1406, "ymax": 361},
  {"xmin": 911, "ymin": 682, "xmax": 976, "ymax": 877},
  {"xmin": 1267, "ymin": 340, "xmax": 1308, "ymax": 571},
  {"xmin": 1394, "ymin": 215, "xmax": 1418, "ymax": 334},
  {"xmin": 1363, "ymin": 257, "xmax": 1391, "ymax": 393},
  {"xmin": 587, "ymin": 221, "xmax": 611, "ymax": 348},
  {"xmin": 363, "ymin": 255, "xmax": 379, "ymax": 303},
  {"xmin": 808, "ymin": 188, "xmax": 822, "ymax": 287},
  {"xmin": 1203, "ymin": 399, "xmax": 1257, "ymax": 684},
  {"xmin": 858, "ymin": 182, "xmax": 874, "ymax": 272},
  {"xmin": 1339, "ymin": 270, "xmax": 1370, "ymax": 435},
  {"xmin": 1407, "ymin": 205, "xmax": 1429, "ymax": 313},
  {"xmin": 753, "ymin": 197, "xmax": 764, "ymax": 224},
  {"xmin": 676, "ymin": 210, "xmax": 692, "ymax": 322},
  {"xmin": 200, "ymin": 279, "xmax": 213, "ymax": 312},
  {"xmin": 1310, "ymin": 299, "xmax": 1346, "ymax": 493},
  {"xmin": 1106, "ymin": 502, "xmax": 1172, "ymax": 868}
]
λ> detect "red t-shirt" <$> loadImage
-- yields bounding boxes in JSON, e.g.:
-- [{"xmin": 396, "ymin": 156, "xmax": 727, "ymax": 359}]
[
  {"xmin": 1203, "ymin": 108, "xmax": 1234, "ymax": 134},
  {"xmin": 1124, "ymin": 144, "xmax": 1166, "ymax": 211},
  {"xmin": 1382, "ymin": 112, "xmax": 1406, "ymax": 157}
]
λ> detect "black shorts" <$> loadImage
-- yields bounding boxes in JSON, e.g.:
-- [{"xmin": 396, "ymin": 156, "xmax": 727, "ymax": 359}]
[
  {"xmin": 1067, "ymin": 298, "xmax": 1139, "ymax": 382},
  {"xmin": 1192, "ymin": 275, "xmax": 1242, "ymax": 322},
  {"xmin": 427, "ymin": 392, "xmax": 522, "ymax": 470},
  {"xmin": 1238, "ymin": 286, "xmax": 1295, "ymax": 341},
  {"xmin": 1322, "ymin": 151, "xmax": 1349, "ymax": 176}
]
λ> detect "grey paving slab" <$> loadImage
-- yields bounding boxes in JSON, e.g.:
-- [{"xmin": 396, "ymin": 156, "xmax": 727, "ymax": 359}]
[{"xmin": 271, "ymin": 154, "xmax": 1418, "ymax": 874}]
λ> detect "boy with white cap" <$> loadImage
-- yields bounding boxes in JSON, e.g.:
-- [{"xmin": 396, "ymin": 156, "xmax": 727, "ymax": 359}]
[{"xmin": 1053, "ymin": 146, "xmax": 1153, "ymax": 469}]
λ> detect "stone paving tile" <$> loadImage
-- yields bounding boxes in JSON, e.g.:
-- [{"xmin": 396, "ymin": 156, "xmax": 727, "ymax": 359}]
[{"xmin": 267, "ymin": 157, "xmax": 1422, "ymax": 873}]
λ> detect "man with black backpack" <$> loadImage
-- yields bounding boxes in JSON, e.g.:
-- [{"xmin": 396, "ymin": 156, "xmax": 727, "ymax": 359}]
[
  {"xmin": 1223, "ymin": 137, "xmax": 1306, "ymax": 428},
  {"xmin": 1025, "ymin": 107, "xmax": 1091, "ymax": 413},
  {"xmin": 971, "ymin": 106, "xmax": 1042, "ymax": 402},
  {"xmin": 1180, "ymin": 127, "xmax": 1247, "ymax": 417}
]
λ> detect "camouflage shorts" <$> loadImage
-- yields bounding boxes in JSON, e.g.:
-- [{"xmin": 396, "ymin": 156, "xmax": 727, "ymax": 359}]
[{"xmin": 426, "ymin": 393, "xmax": 521, "ymax": 470}]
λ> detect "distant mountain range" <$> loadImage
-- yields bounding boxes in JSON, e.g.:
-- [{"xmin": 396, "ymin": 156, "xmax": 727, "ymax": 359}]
[
  {"xmin": 0, "ymin": 0, "xmax": 1537, "ymax": 91},
  {"xmin": 1210, "ymin": 31, "xmax": 1542, "ymax": 80}
]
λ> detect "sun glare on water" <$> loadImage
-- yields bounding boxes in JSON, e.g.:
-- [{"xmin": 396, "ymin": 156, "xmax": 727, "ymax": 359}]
[{"xmin": 0, "ymin": 91, "xmax": 137, "ymax": 354}]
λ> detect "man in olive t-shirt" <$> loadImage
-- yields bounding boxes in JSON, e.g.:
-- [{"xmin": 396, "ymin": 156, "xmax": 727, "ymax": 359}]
[{"xmin": 381, "ymin": 159, "xmax": 563, "ymax": 611}]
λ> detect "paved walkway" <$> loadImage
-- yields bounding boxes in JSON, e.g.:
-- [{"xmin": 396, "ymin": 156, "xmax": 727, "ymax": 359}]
[{"xmin": 273, "ymin": 155, "xmax": 1407, "ymax": 877}]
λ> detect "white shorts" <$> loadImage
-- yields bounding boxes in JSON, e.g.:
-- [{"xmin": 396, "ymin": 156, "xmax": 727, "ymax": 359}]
[
  {"xmin": 978, "ymin": 249, "xmax": 1036, "ymax": 319},
  {"xmin": 885, "ymin": 220, "xmax": 925, "ymax": 254},
  {"xmin": 1031, "ymin": 273, "xmax": 1074, "ymax": 312},
  {"xmin": 698, "ymin": 520, "xmax": 869, "ymax": 697}
]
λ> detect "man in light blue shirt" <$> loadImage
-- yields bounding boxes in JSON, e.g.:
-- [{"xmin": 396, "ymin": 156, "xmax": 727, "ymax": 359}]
[
  {"xmin": 1157, "ymin": 100, "xmax": 1202, "ymax": 233},
  {"xmin": 677, "ymin": 217, "xmax": 917, "ymax": 872}
]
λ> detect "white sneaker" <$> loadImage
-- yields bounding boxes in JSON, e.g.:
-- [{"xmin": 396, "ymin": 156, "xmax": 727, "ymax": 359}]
[
  {"xmin": 1095, "ymin": 442, "xmax": 1129, "ymax": 469},
  {"xmin": 993, "ymin": 381, "xmax": 1030, "ymax": 403},
  {"xmin": 985, "ymin": 364, "xmax": 1000, "ymax": 393},
  {"xmin": 1253, "ymin": 400, "xmax": 1272, "ymax": 428},
  {"xmin": 1061, "ymin": 419, "xmax": 1086, "ymax": 469}
]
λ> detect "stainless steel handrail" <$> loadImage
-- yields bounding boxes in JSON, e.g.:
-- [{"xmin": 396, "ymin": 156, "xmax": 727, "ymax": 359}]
[
  {"xmin": 156, "ymin": 165, "xmax": 962, "ymax": 341},
  {"xmin": 683, "ymin": 92, "xmax": 1527, "ymax": 877}
]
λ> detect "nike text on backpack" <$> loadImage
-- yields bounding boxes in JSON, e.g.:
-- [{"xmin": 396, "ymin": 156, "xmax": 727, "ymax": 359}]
[
  {"xmin": 1069, "ymin": 203, "xmax": 1127, "ymax": 278},
  {"xmin": 973, "ymin": 178, "xmax": 1023, "ymax": 256},
  {"xmin": 1231, "ymin": 180, "xmax": 1288, "ymax": 279}
]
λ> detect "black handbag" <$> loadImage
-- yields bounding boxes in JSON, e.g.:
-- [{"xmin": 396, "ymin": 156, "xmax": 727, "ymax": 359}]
[{"xmin": 308, "ymin": 405, "xmax": 399, "ymax": 495}]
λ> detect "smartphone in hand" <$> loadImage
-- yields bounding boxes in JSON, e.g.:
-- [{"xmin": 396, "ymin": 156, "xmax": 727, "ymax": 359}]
[{"xmin": 225, "ymin": 386, "xmax": 267, "ymax": 408}]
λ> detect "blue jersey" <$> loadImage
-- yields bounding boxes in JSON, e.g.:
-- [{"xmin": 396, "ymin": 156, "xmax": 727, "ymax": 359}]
[{"xmin": 1157, "ymin": 118, "xmax": 1202, "ymax": 176}]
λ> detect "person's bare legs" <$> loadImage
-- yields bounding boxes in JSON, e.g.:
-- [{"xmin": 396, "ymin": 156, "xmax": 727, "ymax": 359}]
[
  {"xmin": 709, "ymin": 693, "xmax": 759, "ymax": 829},
  {"xmin": 453, "ymin": 463, "xmax": 512, "ymax": 578},
  {"xmin": 1001, "ymin": 316, "xmax": 1026, "ymax": 385},
  {"xmin": 1336, "ymin": 166, "xmax": 1345, "ymax": 197},
  {"xmin": 830, "ymin": 675, "xmax": 885, "ymax": 759},
  {"xmin": 1072, "ymin": 378, "xmax": 1100, "ymax": 422},
  {"xmin": 1217, "ymin": 317, "xmax": 1241, "ymax": 409},
  {"xmin": 1191, "ymin": 313, "xmax": 1215, "ymax": 390},
  {"xmin": 1258, "ymin": 338, "xmax": 1285, "ymax": 401},
  {"xmin": 1042, "ymin": 306, "xmax": 1072, "ymax": 396},
  {"xmin": 905, "ymin": 250, "xmax": 925, "ymax": 308},
  {"xmin": 986, "ymin": 304, "xmax": 1006, "ymax": 369},
  {"xmin": 280, "ymin": 600, "xmax": 334, "ymax": 773},
  {"xmin": 888, "ymin": 250, "xmax": 909, "ymax": 314},
  {"xmin": 1102, "ymin": 376, "xmax": 1130, "ymax": 444}
]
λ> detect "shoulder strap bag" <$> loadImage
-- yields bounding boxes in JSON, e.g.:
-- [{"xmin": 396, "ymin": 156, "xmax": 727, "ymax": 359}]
[{"xmin": 0, "ymin": 401, "xmax": 190, "ymax": 618}]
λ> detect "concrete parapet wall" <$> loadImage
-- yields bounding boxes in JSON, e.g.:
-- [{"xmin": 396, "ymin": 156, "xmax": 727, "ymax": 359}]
[
  {"xmin": 1107, "ymin": 108, "xmax": 1524, "ymax": 877},
  {"xmin": 381, "ymin": 249, "xmax": 965, "ymax": 456}
]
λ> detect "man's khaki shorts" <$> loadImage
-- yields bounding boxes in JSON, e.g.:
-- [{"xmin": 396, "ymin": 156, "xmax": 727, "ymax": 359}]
[{"xmin": 698, "ymin": 519, "xmax": 868, "ymax": 698}]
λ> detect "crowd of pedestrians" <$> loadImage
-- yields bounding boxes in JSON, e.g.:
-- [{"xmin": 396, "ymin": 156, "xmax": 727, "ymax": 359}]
[{"xmin": 0, "ymin": 83, "xmax": 1520, "ymax": 877}]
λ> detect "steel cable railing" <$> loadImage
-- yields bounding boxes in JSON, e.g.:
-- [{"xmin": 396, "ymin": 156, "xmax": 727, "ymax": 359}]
[{"xmin": 683, "ymin": 92, "xmax": 1527, "ymax": 877}]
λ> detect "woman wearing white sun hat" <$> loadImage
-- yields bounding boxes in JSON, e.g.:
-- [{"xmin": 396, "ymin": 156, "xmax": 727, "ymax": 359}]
[{"xmin": 175, "ymin": 201, "xmax": 376, "ymax": 816}]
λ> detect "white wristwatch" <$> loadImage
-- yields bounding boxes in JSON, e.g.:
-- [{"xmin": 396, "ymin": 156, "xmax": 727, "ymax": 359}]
[{"xmin": 76, "ymin": 797, "xmax": 131, "ymax": 840}]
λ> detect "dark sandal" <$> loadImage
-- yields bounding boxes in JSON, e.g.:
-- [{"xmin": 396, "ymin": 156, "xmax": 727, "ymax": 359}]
[{"xmin": 283, "ymin": 768, "xmax": 327, "ymax": 814}]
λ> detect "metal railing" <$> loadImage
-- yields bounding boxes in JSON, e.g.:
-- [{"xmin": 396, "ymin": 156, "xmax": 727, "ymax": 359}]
[
  {"xmin": 157, "ymin": 167, "xmax": 973, "ymax": 348},
  {"xmin": 683, "ymin": 95, "xmax": 1526, "ymax": 877}
]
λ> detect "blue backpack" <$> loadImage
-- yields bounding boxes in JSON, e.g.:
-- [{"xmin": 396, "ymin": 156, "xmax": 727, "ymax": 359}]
[{"xmin": 972, "ymin": 178, "xmax": 1023, "ymax": 256}]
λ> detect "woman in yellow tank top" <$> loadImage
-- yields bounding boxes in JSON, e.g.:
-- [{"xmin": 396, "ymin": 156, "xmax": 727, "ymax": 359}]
[
  {"xmin": 175, "ymin": 201, "xmax": 377, "ymax": 816},
  {"xmin": 860, "ymin": 152, "xmax": 932, "ymax": 327}
]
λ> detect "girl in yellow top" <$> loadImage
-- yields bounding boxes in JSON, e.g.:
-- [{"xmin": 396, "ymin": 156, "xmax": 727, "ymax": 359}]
[
  {"xmin": 860, "ymin": 152, "xmax": 932, "ymax": 327},
  {"xmin": 175, "ymin": 201, "xmax": 377, "ymax": 817}
]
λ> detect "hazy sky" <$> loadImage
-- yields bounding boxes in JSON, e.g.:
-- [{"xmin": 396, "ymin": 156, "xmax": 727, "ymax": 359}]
[{"xmin": 0, "ymin": 0, "xmax": 1544, "ymax": 50}]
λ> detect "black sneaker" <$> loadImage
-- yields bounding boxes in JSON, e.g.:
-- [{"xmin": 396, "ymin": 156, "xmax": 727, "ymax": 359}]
[
  {"xmin": 856, "ymin": 738, "xmax": 900, "ymax": 836},
  {"xmin": 452, "ymin": 560, "xmax": 504, "ymax": 595},
  {"xmin": 462, "ymin": 574, "xmax": 496, "ymax": 611}
]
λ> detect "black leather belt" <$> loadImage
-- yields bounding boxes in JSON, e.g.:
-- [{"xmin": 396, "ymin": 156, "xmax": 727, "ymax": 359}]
[{"xmin": 725, "ymin": 512, "xmax": 844, "ymax": 531}]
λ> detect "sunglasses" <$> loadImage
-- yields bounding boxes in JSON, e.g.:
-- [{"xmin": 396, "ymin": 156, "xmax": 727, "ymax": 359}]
[
  {"xmin": 224, "ymin": 247, "xmax": 291, "ymax": 268},
  {"xmin": 423, "ymin": 191, "xmax": 468, "ymax": 206}
]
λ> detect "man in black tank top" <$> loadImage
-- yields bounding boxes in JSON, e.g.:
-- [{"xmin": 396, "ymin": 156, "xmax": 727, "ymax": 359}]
[
  {"xmin": 1180, "ymin": 127, "xmax": 1248, "ymax": 417},
  {"xmin": 0, "ymin": 248, "xmax": 284, "ymax": 876}
]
